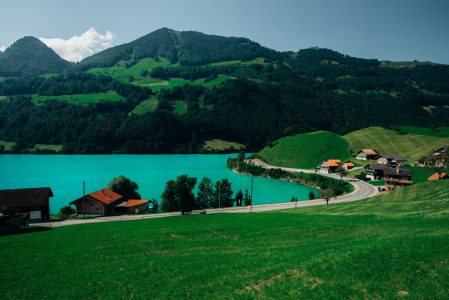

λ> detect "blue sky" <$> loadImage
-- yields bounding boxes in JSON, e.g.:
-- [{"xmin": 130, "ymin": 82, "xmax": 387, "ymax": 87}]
[{"xmin": 1, "ymin": 0, "xmax": 449, "ymax": 63}]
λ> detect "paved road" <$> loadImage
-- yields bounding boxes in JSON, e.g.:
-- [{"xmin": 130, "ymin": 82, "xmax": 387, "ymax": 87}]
[{"xmin": 36, "ymin": 160, "xmax": 378, "ymax": 228}]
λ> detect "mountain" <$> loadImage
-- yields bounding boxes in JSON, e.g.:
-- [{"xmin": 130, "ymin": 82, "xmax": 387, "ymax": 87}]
[
  {"xmin": 0, "ymin": 36, "xmax": 71, "ymax": 77},
  {"xmin": 76, "ymin": 27, "xmax": 283, "ymax": 71}
]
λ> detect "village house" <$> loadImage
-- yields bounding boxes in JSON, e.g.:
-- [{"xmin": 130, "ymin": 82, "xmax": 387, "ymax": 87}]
[
  {"xmin": 418, "ymin": 147, "xmax": 448, "ymax": 168},
  {"xmin": 318, "ymin": 159, "xmax": 341, "ymax": 173},
  {"xmin": 356, "ymin": 149, "xmax": 379, "ymax": 160},
  {"xmin": 377, "ymin": 155, "xmax": 408, "ymax": 167},
  {"xmin": 384, "ymin": 168, "xmax": 413, "ymax": 189},
  {"xmin": 70, "ymin": 188, "xmax": 124, "ymax": 216},
  {"xmin": 364, "ymin": 164, "xmax": 388, "ymax": 180},
  {"xmin": 0, "ymin": 187, "xmax": 53, "ymax": 222},
  {"xmin": 342, "ymin": 162, "xmax": 355, "ymax": 171}
]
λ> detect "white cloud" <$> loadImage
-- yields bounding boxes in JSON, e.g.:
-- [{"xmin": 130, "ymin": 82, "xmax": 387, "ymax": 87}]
[
  {"xmin": 0, "ymin": 45, "xmax": 6, "ymax": 52},
  {"xmin": 39, "ymin": 27, "xmax": 115, "ymax": 62}
]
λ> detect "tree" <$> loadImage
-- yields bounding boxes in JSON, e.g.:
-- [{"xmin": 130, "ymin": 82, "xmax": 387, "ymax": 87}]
[
  {"xmin": 319, "ymin": 189, "xmax": 336, "ymax": 206},
  {"xmin": 214, "ymin": 179, "xmax": 234, "ymax": 208},
  {"xmin": 291, "ymin": 196, "xmax": 298, "ymax": 208},
  {"xmin": 161, "ymin": 175, "xmax": 197, "ymax": 213},
  {"xmin": 235, "ymin": 190, "xmax": 243, "ymax": 206},
  {"xmin": 243, "ymin": 189, "xmax": 252, "ymax": 206},
  {"xmin": 108, "ymin": 175, "xmax": 140, "ymax": 199},
  {"xmin": 308, "ymin": 191, "xmax": 315, "ymax": 200},
  {"xmin": 149, "ymin": 199, "xmax": 159, "ymax": 213},
  {"xmin": 196, "ymin": 177, "xmax": 215, "ymax": 209}
]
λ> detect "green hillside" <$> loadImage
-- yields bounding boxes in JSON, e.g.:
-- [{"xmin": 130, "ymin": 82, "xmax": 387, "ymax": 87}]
[
  {"xmin": 258, "ymin": 131, "xmax": 350, "ymax": 169},
  {"xmin": 0, "ymin": 36, "xmax": 70, "ymax": 77},
  {"xmin": 344, "ymin": 127, "xmax": 449, "ymax": 162},
  {"xmin": 1, "ymin": 181, "xmax": 448, "ymax": 298},
  {"xmin": 399, "ymin": 126, "xmax": 449, "ymax": 138},
  {"xmin": 32, "ymin": 91, "xmax": 123, "ymax": 105}
]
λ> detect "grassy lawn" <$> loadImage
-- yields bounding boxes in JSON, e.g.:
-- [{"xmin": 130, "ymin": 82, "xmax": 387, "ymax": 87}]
[
  {"xmin": 203, "ymin": 139, "xmax": 245, "ymax": 152},
  {"xmin": 0, "ymin": 140, "xmax": 16, "ymax": 151},
  {"xmin": 0, "ymin": 95, "xmax": 8, "ymax": 101},
  {"xmin": 403, "ymin": 166, "xmax": 445, "ymax": 184},
  {"xmin": 173, "ymin": 100, "xmax": 188, "ymax": 115},
  {"xmin": 130, "ymin": 96, "xmax": 159, "ymax": 115},
  {"xmin": 369, "ymin": 180, "xmax": 385, "ymax": 186},
  {"xmin": 32, "ymin": 91, "xmax": 123, "ymax": 105},
  {"xmin": 193, "ymin": 74, "xmax": 233, "ymax": 87},
  {"xmin": 1, "ymin": 181, "xmax": 448, "ymax": 298},
  {"xmin": 258, "ymin": 131, "xmax": 350, "ymax": 169},
  {"xmin": 344, "ymin": 127, "xmax": 449, "ymax": 163},
  {"xmin": 32, "ymin": 144, "xmax": 63, "ymax": 153},
  {"xmin": 148, "ymin": 78, "xmax": 191, "ymax": 91}
]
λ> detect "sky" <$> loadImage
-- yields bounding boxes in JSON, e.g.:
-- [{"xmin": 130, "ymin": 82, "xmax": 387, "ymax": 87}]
[{"xmin": 0, "ymin": 0, "xmax": 448, "ymax": 63}]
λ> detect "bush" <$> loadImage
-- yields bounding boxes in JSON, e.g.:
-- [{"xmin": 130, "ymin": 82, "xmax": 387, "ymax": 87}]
[{"xmin": 59, "ymin": 205, "xmax": 76, "ymax": 218}]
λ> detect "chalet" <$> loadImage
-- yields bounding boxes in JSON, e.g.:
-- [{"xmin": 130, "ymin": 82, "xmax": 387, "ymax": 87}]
[
  {"xmin": 384, "ymin": 168, "xmax": 413, "ymax": 189},
  {"xmin": 115, "ymin": 199, "xmax": 149, "ymax": 214},
  {"xmin": 70, "ymin": 188, "xmax": 124, "ymax": 216},
  {"xmin": 378, "ymin": 155, "xmax": 408, "ymax": 167},
  {"xmin": 319, "ymin": 159, "xmax": 341, "ymax": 174},
  {"xmin": 364, "ymin": 164, "xmax": 387, "ymax": 180},
  {"xmin": 356, "ymin": 149, "xmax": 379, "ymax": 160},
  {"xmin": 0, "ymin": 188, "xmax": 53, "ymax": 222},
  {"xmin": 342, "ymin": 162, "xmax": 355, "ymax": 171},
  {"xmin": 427, "ymin": 172, "xmax": 448, "ymax": 181}
]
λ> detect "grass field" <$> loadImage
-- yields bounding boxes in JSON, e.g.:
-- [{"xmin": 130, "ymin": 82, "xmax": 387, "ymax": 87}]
[
  {"xmin": 33, "ymin": 91, "xmax": 122, "ymax": 105},
  {"xmin": 258, "ymin": 131, "xmax": 350, "ymax": 169},
  {"xmin": 0, "ymin": 140, "xmax": 16, "ymax": 151},
  {"xmin": 32, "ymin": 144, "xmax": 63, "ymax": 153},
  {"xmin": 344, "ymin": 127, "xmax": 449, "ymax": 162},
  {"xmin": 130, "ymin": 97, "xmax": 159, "ymax": 115},
  {"xmin": 203, "ymin": 139, "xmax": 245, "ymax": 151},
  {"xmin": 0, "ymin": 95, "xmax": 8, "ymax": 101},
  {"xmin": 173, "ymin": 100, "xmax": 188, "ymax": 115},
  {"xmin": 1, "ymin": 181, "xmax": 448, "ymax": 299},
  {"xmin": 399, "ymin": 126, "xmax": 449, "ymax": 138}
]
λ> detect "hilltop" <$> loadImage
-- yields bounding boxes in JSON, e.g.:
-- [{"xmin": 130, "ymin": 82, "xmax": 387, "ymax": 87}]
[
  {"xmin": 0, "ymin": 37, "xmax": 70, "ymax": 77},
  {"xmin": 1, "ymin": 180, "xmax": 448, "ymax": 298}
]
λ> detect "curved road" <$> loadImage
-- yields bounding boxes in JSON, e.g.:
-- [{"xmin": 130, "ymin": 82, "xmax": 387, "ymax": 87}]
[{"xmin": 37, "ymin": 159, "xmax": 378, "ymax": 227}]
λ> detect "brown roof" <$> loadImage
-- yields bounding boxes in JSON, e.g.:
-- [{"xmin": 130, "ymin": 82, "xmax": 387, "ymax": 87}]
[
  {"xmin": 361, "ymin": 149, "xmax": 378, "ymax": 156},
  {"xmin": 71, "ymin": 188, "xmax": 123, "ymax": 206},
  {"xmin": 343, "ymin": 162, "xmax": 355, "ymax": 167},
  {"xmin": 123, "ymin": 199, "xmax": 149, "ymax": 208},
  {"xmin": 428, "ymin": 172, "xmax": 448, "ymax": 181},
  {"xmin": 0, "ymin": 188, "xmax": 53, "ymax": 207},
  {"xmin": 324, "ymin": 161, "xmax": 340, "ymax": 167}
]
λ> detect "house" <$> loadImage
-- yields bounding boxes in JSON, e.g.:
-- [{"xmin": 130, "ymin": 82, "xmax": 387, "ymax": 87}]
[
  {"xmin": 379, "ymin": 155, "xmax": 408, "ymax": 167},
  {"xmin": 364, "ymin": 164, "xmax": 388, "ymax": 180},
  {"xmin": 0, "ymin": 187, "xmax": 53, "ymax": 222},
  {"xmin": 342, "ymin": 162, "xmax": 355, "ymax": 171},
  {"xmin": 356, "ymin": 149, "xmax": 379, "ymax": 160},
  {"xmin": 384, "ymin": 168, "xmax": 413, "ymax": 189},
  {"xmin": 433, "ymin": 146, "xmax": 448, "ymax": 156},
  {"xmin": 115, "ymin": 199, "xmax": 149, "ymax": 214},
  {"xmin": 427, "ymin": 172, "xmax": 448, "ymax": 181},
  {"xmin": 70, "ymin": 188, "xmax": 124, "ymax": 216},
  {"xmin": 319, "ymin": 159, "xmax": 341, "ymax": 173}
]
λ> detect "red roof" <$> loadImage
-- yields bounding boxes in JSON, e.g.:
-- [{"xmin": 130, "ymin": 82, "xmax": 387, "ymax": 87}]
[
  {"xmin": 123, "ymin": 199, "xmax": 149, "ymax": 208},
  {"xmin": 343, "ymin": 162, "xmax": 355, "ymax": 167},
  {"xmin": 88, "ymin": 188, "xmax": 123, "ymax": 205},
  {"xmin": 428, "ymin": 172, "xmax": 448, "ymax": 181},
  {"xmin": 324, "ymin": 161, "xmax": 340, "ymax": 167},
  {"xmin": 361, "ymin": 149, "xmax": 378, "ymax": 156}
]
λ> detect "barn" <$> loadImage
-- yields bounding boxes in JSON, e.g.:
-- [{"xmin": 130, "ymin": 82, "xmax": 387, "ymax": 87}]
[{"xmin": 0, "ymin": 187, "xmax": 53, "ymax": 222}]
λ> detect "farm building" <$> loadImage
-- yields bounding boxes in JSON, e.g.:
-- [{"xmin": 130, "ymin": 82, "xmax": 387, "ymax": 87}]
[
  {"xmin": 319, "ymin": 159, "xmax": 341, "ymax": 173},
  {"xmin": 0, "ymin": 187, "xmax": 53, "ymax": 222},
  {"xmin": 70, "ymin": 188, "xmax": 124, "ymax": 216},
  {"xmin": 342, "ymin": 162, "xmax": 355, "ymax": 171},
  {"xmin": 115, "ymin": 199, "xmax": 149, "ymax": 214},
  {"xmin": 365, "ymin": 164, "xmax": 388, "ymax": 180},
  {"xmin": 378, "ymin": 155, "xmax": 408, "ymax": 167},
  {"xmin": 356, "ymin": 149, "xmax": 379, "ymax": 160}
]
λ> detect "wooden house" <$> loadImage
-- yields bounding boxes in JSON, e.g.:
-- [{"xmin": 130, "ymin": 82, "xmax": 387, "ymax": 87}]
[
  {"xmin": 70, "ymin": 188, "xmax": 124, "ymax": 216},
  {"xmin": 384, "ymin": 168, "xmax": 413, "ymax": 189},
  {"xmin": 342, "ymin": 162, "xmax": 355, "ymax": 171},
  {"xmin": 364, "ymin": 164, "xmax": 387, "ymax": 180},
  {"xmin": 0, "ymin": 188, "xmax": 53, "ymax": 222},
  {"xmin": 319, "ymin": 159, "xmax": 341, "ymax": 173},
  {"xmin": 115, "ymin": 199, "xmax": 149, "ymax": 214},
  {"xmin": 356, "ymin": 149, "xmax": 379, "ymax": 160},
  {"xmin": 379, "ymin": 155, "xmax": 408, "ymax": 167}
]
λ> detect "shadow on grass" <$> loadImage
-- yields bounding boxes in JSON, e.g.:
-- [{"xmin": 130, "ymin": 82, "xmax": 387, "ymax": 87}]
[{"xmin": 0, "ymin": 226, "xmax": 52, "ymax": 237}]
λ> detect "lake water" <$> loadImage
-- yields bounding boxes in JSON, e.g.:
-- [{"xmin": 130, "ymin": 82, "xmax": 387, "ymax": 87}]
[{"xmin": 0, "ymin": 154, "xmax": 316, "ymax": 213}]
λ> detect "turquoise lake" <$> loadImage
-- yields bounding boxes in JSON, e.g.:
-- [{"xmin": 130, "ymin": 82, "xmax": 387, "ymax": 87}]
[{"xmin": 0, "ymin": 154, "xmax": 316, "ymax": 213}]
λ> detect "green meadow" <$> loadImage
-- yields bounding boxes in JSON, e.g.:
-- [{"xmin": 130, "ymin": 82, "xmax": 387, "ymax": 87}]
[
  {"xmin": 1, "ymin": 181, "xmax": 448, "ymax": 299},
  {"xmin": 32, "ymin": 91, "xmax": 122, "ymax": 104}
]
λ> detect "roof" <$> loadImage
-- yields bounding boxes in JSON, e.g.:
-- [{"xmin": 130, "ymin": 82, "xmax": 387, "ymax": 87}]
[
  {"xmin": 323, "ymin": 161, "xmax": 340, "ymax": 167},
  {"xmin": 428, "ymin": 172, "xmax": 448, "ymax": 181},
  {"xmin": 0, "ymin": 187, "xmax": 53, "ymax": 207},
  {"xmin": 359, "ymin": 149, "xmax": 378, "ymax": 156},
  {"xmin": 364, "ymin": 163, "xmax": 387, "ymax": 171},
  {"xmin": 384, "ymin": 154, "xmax": 406, "ymax": 161},
  {"xmin": 343, "ymin": 162, "xmax": 355, "ymax": 167},
  {"xmin": 121, "ymin": 199, "xmax": 149, "ymax": 208},
  {"xmin": 384, "ymin": 168, "xmax": 412, "ymax": 177},
  {"xmin": 71, "ymin": 188, "xmax": 123, "ymax": 206}
]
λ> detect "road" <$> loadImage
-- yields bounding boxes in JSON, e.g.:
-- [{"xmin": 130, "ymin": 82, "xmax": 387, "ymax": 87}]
[{"xmin": 36, "ymin": 160, "xmax": 378, "ymax": 228}]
